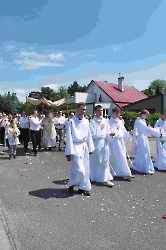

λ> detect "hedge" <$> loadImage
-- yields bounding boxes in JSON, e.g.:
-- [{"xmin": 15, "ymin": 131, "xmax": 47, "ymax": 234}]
[{"xmin": 121, "ymin": 111, "xmax": 161, "ymax": 130}]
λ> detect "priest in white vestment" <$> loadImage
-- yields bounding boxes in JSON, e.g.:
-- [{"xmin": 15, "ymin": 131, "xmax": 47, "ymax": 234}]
[
  {"xmin": 154, "ymin": 112, "xmax": 166, "ymax": 170},
  {"xmin": 65, "ymin": 103, "xmax": 95, "ymax": 196},
  {"xmin": 42, "ymin": 112, "xmax": 59, "ymax": 150},
  {"xmin": 108, "ymin": 107, "xmax": 134, "ymax": 179},
  {"xmin": 90, "ymin": 105, "xmax": 114, "ymax": 187},
  {"xmin": 132, "ymin": 109, "xmax": 160, "ymax": 174}
]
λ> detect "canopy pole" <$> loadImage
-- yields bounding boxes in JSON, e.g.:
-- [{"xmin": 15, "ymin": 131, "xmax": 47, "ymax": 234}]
[
  {"xmin": 66, "ymin": 99, "xmax": 68, "ymax": 113},
  {"xmin": 42, "ymin": 101, "xmax": 44, "ymax": 116}
]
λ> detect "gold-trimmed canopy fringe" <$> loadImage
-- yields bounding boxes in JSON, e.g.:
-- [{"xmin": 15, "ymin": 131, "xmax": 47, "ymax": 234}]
[{"xmin": 26, "ymin": 96, "xmax": 66, "ymax": 107}]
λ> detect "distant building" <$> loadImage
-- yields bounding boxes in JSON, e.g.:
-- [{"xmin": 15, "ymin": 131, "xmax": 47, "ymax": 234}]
[
  {"xmin": 123, "ymin": 93, "xmax": 166, "ymax": 113},
  {"xmin": 66, "ymin": 76, "xmax": 147, "ymax": 116}
]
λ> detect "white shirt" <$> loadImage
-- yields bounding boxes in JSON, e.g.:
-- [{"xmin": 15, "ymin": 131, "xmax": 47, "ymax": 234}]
[
  {"xmin": 30, "ymin": 116, "xmax": 42, "ymax": 131},
  {"xmin": 55, "ymin": 116, "xmax": 66, "ymax": 129},
  {"xmin": 19, "ymin": 116, "xmax": 29, "ymax": 129}
]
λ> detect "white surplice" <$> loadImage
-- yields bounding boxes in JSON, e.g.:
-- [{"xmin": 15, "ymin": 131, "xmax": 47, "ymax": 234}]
[
  {"xmin": 154, "ymin": 118, "xmax": 166, "ymax": 170},
  {"xmin": 65, "ymin": 115, "xmax": 95, "ymax": 191},
  {"xmin": 132, "ymin": 117, "xmax": 160, "ymax": 173},
  {"xmin": 108, "ymin": 117, "xmax": 132, "ymax": 177},
  {"xmin": 89, "ymin": 116, "xmax": 113, "ymax": 182}
]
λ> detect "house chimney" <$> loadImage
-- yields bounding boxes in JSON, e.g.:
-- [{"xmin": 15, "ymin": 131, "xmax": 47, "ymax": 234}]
[{"xmin": 118, "ymin": 73, "xmax": 124, "ymax": 92}]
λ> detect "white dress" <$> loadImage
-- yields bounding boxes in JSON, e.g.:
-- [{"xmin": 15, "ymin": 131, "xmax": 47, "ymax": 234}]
[
  {"xmin": 6, "ymin": 127, "xmax": 20, "ymax": 146},
  {"xmin": 65, "ymin": 115, "xmax": 95, "ymax": 191},
  {"xmin": 90, "ymin": 116, "xmax": 113, "ymax": 182},
  {"xmin": 154, "ymin": 118, "xmax": 166, "ymax": 170},
  {"xmin": 42, "ymin": 118, "xmax": 57, "ymax": 148},
  {"xmin": 108, "ymin": 117, "xmax": 132, "ymax": 177},
  {"xmin": 132, "ymin": 117, "xmax": 160, "ymax": 174}
]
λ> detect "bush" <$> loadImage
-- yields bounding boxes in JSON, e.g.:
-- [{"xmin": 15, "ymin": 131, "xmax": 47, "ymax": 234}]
[{"xmin": 121, "ymin": 111, "xmax": 161, "ymax": 130}]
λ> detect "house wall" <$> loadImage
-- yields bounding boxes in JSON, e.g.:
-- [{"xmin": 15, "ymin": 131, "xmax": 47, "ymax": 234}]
[
  {"xmin": 94, "ymin": 102, "xmax": 116, "ymax": 116},
  {"xmin": 87, "ymin": 81, "xmax": 112, "ymax": 102},
  {"xmin": 75, "ymin": 92, "xmax": 96, "ymax": 103},
  {"xmin": 124, "ymin": 95, "xmax": 162, "ymax": 113},
  {"xmin": 86, "ymin": 104, "xmax": 94, "ymax": 115}
]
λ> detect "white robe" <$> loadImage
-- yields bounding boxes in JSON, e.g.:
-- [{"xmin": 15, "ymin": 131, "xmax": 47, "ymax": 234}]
[
  {"xmin": 42, "ymin": 118, "xmax": 56, "ymax": 148},
  {"xmin": 132, "ymin": 117, "xmax": 160, "ymax": 173},
  {"xmin": 154, "ymin": 118, "xmax": 166, "ymax": 170},
  {"xmin": 65, "ymin": 115, "xmax": 95, "ymax": 191},
  {"xmin": 89, "ymin": 116, "xmax": 113, "ymax": 182},
  {"xmin": 6, "ymin": 127, "xmax": 20, "ymax": 146},
  {"xmin": 108, "ymin": 117, "xmax": 132, "ymax": 177}
]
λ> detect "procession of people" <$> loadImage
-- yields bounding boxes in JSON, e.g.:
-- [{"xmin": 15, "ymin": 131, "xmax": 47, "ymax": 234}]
[{"xmin": 0, "ymin": 104, "xmax": 165, "ymax": 197}]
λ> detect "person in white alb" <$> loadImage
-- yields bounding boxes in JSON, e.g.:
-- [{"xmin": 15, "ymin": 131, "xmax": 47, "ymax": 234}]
[
  {"xmin": 19, "ymin": 111, "xmax": 30, "ymax": 154},
  {"xmin": 154, "ymin": 111, "xmax": 166, "ymax": 170},
  {"xmin": 30, "ymin": 110, "xmax": 43, "ymax": 156},
  {"xmin": 90, "ymin": 105, "xmax": 114, "ymax": 187},
  {"xmin": 55, "ymin": 111, "xmax": 66, "ymax": 150},
  {"xmin": 65, "ymin": 103, "xmax": 95, "ymax": 196}
]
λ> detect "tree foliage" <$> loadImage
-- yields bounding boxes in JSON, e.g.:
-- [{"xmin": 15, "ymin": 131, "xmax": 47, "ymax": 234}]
[
  {"xmin": 142, "ymin": 79, "xmax": 166, "ymax": 96},
  {"xmin": 67, "ymin": 81, "xmax": 87, "ymax": 96},
  {"xmin": 0, "ymin": 92, "xmax": 21, "ymax": 114},
  {"xmin": 0, "ymin": 95, "xmax": 13, "ymax": 114}
]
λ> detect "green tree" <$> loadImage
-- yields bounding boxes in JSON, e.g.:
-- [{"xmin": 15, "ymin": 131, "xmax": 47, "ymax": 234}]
[
  {"xmin": 67, "ymin": 81, "xmax": 87, "ymax": 96},
  {"xmin": 20, "ymin": 103, "xmax": 35, "ymax": 116},
  {"xmin": 41, "ymin": 87, "xmax": 54, "ymax": 100},
  {"xmin": 148, "ymin": 79, "xmax": 166, "ymax": 95},
  {"xmin": 0, "ymin": 96, "xmax": 13, "ymax": 114},
  {"xmin": 10, "ymin": 93, "xmax": 21, "ymax": 114}
]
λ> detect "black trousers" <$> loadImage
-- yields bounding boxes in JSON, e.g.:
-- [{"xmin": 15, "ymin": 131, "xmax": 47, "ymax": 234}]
[
  {"xmin": 38, "ymin": 129, "xmax": 42, "ymax": 150},
  {"xmin": 21, "ymin": 128, "xmax": 30, "ymax": 151},
  {"xmin": 0, "ymin": 127, "xmax": 5, "ymax": 145},
  {"xmin": 30, "ymin": 130, "xmax": 39, "ymax": 153}
]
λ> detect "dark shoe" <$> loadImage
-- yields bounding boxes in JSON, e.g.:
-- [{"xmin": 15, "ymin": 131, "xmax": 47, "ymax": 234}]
[
  {"xmin": 13, "ymin": 155, "xmax": 16, "ymax": 159},
  {"xmin": 78, "ymin": 189, "xmax": 84, "ymax": 195},
  {"xmin": 83, "ymin": 191, "xmax": 90, "ymax": 196},
  {"xmin": 78, "ymin": 189, "xmax": 90, "ymax": 196},
  {"xmin": 49, "ymin": 147, "xmax": 52, "ymax": 151},
  {"xmin": 34, "ymin": 153, "xmax": 37, "ymax": 156},
  {"xmin": 68, "ymin": 186, "xmax": 74, "ymax": 194}
]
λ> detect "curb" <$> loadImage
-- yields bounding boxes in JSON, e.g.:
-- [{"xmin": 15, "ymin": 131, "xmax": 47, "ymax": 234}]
[{"xmin": 0, "ymin": 200, "xmax": 16, "ymax": 250}]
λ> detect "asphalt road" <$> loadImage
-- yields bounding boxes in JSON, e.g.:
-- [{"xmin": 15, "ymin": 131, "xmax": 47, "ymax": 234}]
[{"xmin": 0, "ymin": 141, "xmax": 166, "ymax": 250}]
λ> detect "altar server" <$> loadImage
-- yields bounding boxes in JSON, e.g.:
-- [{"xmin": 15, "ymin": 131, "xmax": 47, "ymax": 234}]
[
  {"xmin": 132, "ymin": 109, "xmax": 160, "ymax": 174},
  {"xmin": 108, "ymin": 107, "xmax": 134, "ymax": 179},
  {"xmin": 65, "ymin": 103, "xmax": 95, "ymax": 196},
  {"xmin": 90, "ymin": 105, "xmax": 114, "ymax": 187},
  {"xmin": 154, "ymin": 111, "xmax": 166, "ymax": 170}
]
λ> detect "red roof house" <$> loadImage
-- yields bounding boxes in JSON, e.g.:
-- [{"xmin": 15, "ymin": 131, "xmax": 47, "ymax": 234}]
[{"xmin": 86, "ymin": 78, "xmax": 147, "ymax": 109}]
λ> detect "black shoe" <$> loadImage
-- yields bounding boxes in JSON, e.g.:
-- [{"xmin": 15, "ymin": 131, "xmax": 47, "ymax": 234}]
[
  {"xmin": 78, "ymin": 189, "xmax": 90, "ymax": 196},
  {"xmin": 13, "ymin": 155, "xmax": 16, "ymax": 159},
  {"xmin": 68, "ymin": 186, "xmax": 74, "ymax": 194},
  {"xmin": 34, "ymin": 153, "xmax": 37, "ymax": 156},
  {"xmin": 83, "ymin": 191, "xmax": 90, "ymax": 196}
]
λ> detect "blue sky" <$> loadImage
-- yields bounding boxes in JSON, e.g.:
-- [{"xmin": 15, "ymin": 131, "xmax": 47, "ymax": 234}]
[{"xmin": 0, "ymin": 0, "xmax": 166, "ymax": 101}]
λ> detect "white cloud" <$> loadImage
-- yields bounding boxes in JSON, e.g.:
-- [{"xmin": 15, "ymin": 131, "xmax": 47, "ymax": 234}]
[
  {"xmin": 112, "ymin": 45, "xmax": 122, "ymax": 52},
  {"xmin": 64, "ymin": 52, "xmax": 79, "ymax": 57},
  {"xmin": 5, "ymin": 45, "xmax": 15, "ymax": 51},
  {"xmin": 14, "ymin": 51, "xmax": 65, "ymax": 70},
  {"xmin": 43, "ymin": 84, "xmax": 59, "ymax": 90},
  {"xmin": 0, "ymin": 58, "xmax": 4, "ymax": 68},
  {"xmin": 15, "ymin": 89, "xmax": 25, "ymax": 94}
]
